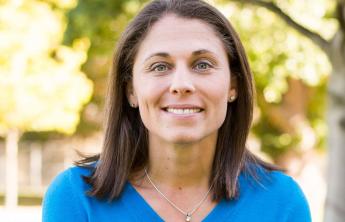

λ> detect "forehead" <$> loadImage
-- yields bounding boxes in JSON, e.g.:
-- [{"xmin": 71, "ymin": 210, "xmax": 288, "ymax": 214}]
[{"xmin": 135, "ymin": 14, "xmax": 227, "ymax": 59}]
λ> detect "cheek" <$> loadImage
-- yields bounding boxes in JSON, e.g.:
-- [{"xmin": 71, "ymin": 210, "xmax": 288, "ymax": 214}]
[
  {"xmin": 134, "ymin": 75, "xmax": 157, "ymax": 101},
  {"xmin": 211, "ymin": 97, "xmax": 229, "ymax": 131},
  {"xmin": 135, "ymin": 81, "xmax": 164, "ymax": 104},
  {"xmin": 205, "ymin": 76, "xmax": 230, "ymax": 102},
  {"xmin": 134, "ymin": 80, "xmax": 166, "ymax": 122},
  {"xmin": 214, "ymin": 97, "xmax": 228, "ymax": 121},
  {"xmin": 205, "ymin": 78, "xmax": 230, "ymax": 119}
]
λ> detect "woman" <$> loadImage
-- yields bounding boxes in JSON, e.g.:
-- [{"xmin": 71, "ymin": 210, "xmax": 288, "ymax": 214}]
[{"xmin": 42, "ymin": 0, "xmax": 311, "ymax": 221}]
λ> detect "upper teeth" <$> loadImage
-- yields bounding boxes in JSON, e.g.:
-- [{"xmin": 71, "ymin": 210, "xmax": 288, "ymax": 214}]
[{"xmin": 166, "ymin": 108, "xmax": 201, "ymax": 114}]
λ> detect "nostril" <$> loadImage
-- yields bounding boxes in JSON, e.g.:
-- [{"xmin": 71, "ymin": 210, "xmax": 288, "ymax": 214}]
[{"xmin": 170, "ymin": 88, "xmax": 193, "ymax": 94}]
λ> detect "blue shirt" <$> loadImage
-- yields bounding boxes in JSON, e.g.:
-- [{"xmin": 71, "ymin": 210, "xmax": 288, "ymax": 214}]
[{"xmin": 42, "ymin": 166, "xmax": 311, "ymax": 222}]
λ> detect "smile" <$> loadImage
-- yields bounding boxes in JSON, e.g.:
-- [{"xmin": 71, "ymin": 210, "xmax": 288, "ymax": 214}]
[{"xmin": 165, "ymin": 108, "xmax": 202, "ymax": 114}]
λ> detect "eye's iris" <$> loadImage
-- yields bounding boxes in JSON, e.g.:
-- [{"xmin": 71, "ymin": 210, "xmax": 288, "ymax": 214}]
[
  {"xmin": 154, "ymin": 64, "xmax": 167, "ymax": 72},
  {"xmin": 196, "ymin": 62, "xmax": 209, "ymax": 70}
]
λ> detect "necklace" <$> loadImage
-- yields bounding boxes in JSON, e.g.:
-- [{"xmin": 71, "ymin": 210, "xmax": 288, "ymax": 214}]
[{"xmin": 144, "ymin": 169, "xmax": 213, "ymax": 222}]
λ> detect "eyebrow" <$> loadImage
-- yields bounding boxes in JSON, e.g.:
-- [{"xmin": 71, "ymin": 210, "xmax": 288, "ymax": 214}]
[
  {"xmin": 144, "ymin": 49, "xmax": 217, "ymax": 62},
  {"xmin": 192, "ymin": 49, "xmax": 215, "ymax": 56}
]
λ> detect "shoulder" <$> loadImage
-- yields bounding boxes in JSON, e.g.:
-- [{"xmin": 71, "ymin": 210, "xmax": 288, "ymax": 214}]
[
  {"xmin": 44, "ymin": 166, "xmax": 93, "ymax": 198},
  {"xmin": 42, "ymin": 166, "xmax": 94, "ymax": 222},
  {"xmin": 241, "ymin": 164, "xmax": 304, "ymax": 197},
  {"xmin": 240, "ymin": 165, "xmax": 306, "ymax": 202},
  {"xmin": 269, "ymin": 171, "xmax": 311, "ymax": 220},
  {"xmin": 237, "ymin": 166, "xmax": 311, "ymax": 221}
]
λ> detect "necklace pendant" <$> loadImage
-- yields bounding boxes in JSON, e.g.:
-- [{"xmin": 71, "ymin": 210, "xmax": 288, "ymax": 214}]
[{"xmin": 186, "ymin": 213, "xmax": 192, "ymax": 222}]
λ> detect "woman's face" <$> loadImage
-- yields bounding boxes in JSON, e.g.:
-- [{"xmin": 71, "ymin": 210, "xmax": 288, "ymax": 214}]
[{"xmin": 128, "ymin": 14, "xmax": 235, "ymax": 145}]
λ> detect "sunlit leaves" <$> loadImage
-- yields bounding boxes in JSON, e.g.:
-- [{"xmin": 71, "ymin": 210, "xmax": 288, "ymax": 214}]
[
  {"xmin": 216, "ymin": 0, "xmax": 332, "ymax": 156},
  {"xmin": 219, "ymin": 3, "xmax": 332, "ymax": 103},
  {"xmin": 0, "ymin": 0, "xmax": 93, "ymax": 135},
  {"xmin": 63, "ymin": 0, "xmax": 131, "ymax": 55},
  {"xmin": 276, "ymin": 0, "xmax": 338, "ymax": 39},
  {"xmin": 44, "ymin": 0, "xmax": 77, "ymax": 9}
]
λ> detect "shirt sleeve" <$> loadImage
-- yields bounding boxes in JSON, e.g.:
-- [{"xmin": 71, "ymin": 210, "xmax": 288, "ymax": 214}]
[
  {"xmin": 284, "ymin": 177, "xmax": 312, "ymax": 222},
  {"xmin": 42, "ymin": 168, "xmax": 87, "ymax": 222}
]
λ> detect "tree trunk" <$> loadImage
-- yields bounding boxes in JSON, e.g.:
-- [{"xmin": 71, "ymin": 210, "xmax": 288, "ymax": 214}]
[
  {"xmin": 5, "ymin": 129, "xmax": 20, "ymax": 209},
  {"xmin": 324, "ymin": 31, "xmax": 345, "ymax": 222}
]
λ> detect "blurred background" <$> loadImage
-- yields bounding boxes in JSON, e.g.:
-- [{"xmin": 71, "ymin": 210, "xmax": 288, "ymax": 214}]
[{"xmin": 1, "ymin": 0, "xmax": 344, "ymax": 222}]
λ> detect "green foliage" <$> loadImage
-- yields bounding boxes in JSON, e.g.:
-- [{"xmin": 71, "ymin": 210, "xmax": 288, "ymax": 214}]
[
  {"xmin": 216, "ymin": 0, "xmax": 334, "ymax": 157},
  {"xmin": 254, "ymin": 115, "xmax": 300, "ymax": 158},
  {"xmin": 0, "ymin": 0, "xmax": 93, "ymax": 136},
  {"xmin": 63, "ymin": 0, "xmax": 146, "ymax": 55},
  {"xmin": 61, "ymin": 0, "xmax": 148, "ymax": 136},
  {"xmin": 306, "ymin": 79, "xmax": 328, "ymax": 150}
]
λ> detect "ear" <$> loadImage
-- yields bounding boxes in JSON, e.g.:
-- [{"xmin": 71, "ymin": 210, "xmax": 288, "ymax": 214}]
[
  {"xmin": 126, "ymin": 81, "xmax": 138, "ymax": 107},
  {"xmin": 228, "ymin": 75, "xmax": 237, "ymax": 102}
]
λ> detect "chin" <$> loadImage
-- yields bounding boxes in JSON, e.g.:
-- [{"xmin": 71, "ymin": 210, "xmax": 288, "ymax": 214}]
[{"xmin": 165, "ymin": 134, "xmax": 204, "ymax": 145}]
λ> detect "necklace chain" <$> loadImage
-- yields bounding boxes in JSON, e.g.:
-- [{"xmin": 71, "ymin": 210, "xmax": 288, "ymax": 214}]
[{"xmin": 144, "ymin": 168, "xmax": 213, "ymax": 222}]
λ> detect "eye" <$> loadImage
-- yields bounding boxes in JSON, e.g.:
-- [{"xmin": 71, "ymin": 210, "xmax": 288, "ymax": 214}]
[
  {"xmin": 151, "ymin": 63, "xmax": 169, "ymax": 72},
  {"xmin": 194, "ymin": 61, "xmax": 213, "ymax": 72}
]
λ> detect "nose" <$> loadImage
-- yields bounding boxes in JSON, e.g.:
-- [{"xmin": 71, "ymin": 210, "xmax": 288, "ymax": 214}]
[{"xmin": 169, "ymin": 66, "xmax": 195, "ymax": 95}]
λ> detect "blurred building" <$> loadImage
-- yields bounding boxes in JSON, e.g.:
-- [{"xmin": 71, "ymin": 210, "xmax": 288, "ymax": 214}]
[{"xmin": 0, "ymin": 133, "xmax": 102, "ymax": 198}]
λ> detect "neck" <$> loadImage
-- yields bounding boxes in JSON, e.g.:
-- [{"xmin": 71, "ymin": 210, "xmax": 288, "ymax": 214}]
[{"xmin": 146, "ymin": 133, "xmax": 217, "ymax": 189}]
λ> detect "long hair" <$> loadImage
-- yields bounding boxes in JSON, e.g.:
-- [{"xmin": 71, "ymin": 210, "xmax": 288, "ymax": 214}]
[{"xmin": 77, "ymin": 0, "xmax": 280, "ymax": 201}]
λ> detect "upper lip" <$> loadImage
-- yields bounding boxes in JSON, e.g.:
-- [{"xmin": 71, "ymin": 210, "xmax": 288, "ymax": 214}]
[{"xmin": 163, "ymin": 104, "xmax": 204, "ymax": 110}]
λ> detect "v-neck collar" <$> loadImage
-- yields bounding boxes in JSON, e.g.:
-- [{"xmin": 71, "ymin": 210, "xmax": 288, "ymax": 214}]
[
  {"xmin": 121, "ymin": 182, "xmax": 164, "ymax": 221},
  {"xmin": 121, "ymin": 181, "xmax": 241, "ymax": 222}
]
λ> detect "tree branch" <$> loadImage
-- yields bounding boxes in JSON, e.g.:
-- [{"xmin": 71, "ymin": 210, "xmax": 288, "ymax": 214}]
[
  {"xmin": 336, "ymin": 1, "xmax": 345, "ymax": 33},
  {"xmin": 232, "ymin": 0, "xmax": 330, "ymax": 54}
]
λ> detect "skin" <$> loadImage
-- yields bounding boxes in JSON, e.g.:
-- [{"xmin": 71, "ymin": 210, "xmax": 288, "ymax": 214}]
[{"xmin": 127, "ymin": 14, "xmax": 237, "ymax": 222}]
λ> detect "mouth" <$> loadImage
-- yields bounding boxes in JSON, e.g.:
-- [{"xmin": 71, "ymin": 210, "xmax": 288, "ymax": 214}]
[{"xmin": 162, "ymin": 106, "xmax": 204, "ymax": 115}]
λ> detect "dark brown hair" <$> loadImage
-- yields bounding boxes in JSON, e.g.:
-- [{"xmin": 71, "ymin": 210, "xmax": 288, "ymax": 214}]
[{"xmin": 77, "ymin": 0, "xmax": 280, "ymax": 201}]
